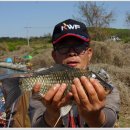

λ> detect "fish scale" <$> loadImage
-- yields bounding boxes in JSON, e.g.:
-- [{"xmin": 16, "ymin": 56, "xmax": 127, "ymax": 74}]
[
  {"xmin": 1, "ymin": 64, "xmax": 113, "ymax": 109},
  {"xmin": 19, "ymin": 67, "xmax": 111, "ymax": 96},
  {"xmin": 20, "ymin": 69, "xmax": 88, "ymax": 95}
]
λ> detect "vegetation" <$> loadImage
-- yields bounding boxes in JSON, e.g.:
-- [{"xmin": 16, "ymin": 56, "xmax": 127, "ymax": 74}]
[
  {"xmin": 87, "ymin": 27, "xmax": 130, "ymax": 42},
  {"xmin": 74, "ymin": 1, "xmax": 130, "ymax": 42},
  {"xmin": 75, "ymin": 1, "xmax": 114, "ymax": 41},
  {"xmin": 0, "ymin": 27, "xmax": 130, "ymax": 54},
  {"xmin": 107, "ymin": 28, "xmax": 130, "ymax": 43},
  {"xmin": 0, "ymin": 36, "xmax": 130, "ymax": 127},
  {"xmin": 0, "ymin": 36, "xmax": 52, "ymax": 53},
  {"xmin": 77, "ymin": 2, "xmax": 114, "ymax": 27}
]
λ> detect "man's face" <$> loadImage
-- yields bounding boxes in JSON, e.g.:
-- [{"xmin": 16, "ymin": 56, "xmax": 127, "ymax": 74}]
[{"xmin": 52, "ymin": 37, "xmax": 92, "ymax": 69}]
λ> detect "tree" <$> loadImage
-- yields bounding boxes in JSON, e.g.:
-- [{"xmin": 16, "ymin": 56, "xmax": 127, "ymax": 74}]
[
  {"xmin": 76, "ymin": 2, "xmax": 115, "ymax": 41},
  {"xmin": 126, "ymin": 12, "xmax": 130, "ymax": 27}
]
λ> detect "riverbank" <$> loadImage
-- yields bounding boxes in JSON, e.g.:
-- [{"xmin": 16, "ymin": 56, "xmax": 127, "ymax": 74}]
[{"xmin": 0, "ymin": 62, "xmax": 27, "ymax": 72}]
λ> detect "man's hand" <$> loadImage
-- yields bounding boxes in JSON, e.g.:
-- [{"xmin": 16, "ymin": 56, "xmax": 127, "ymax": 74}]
[
  {"xmin": 32, "ymin": 83, "xmax": 72, "ymax": 127},
  {"xmin": 71, "ymin": 76, "xmax": 106, "ymax": 127}
]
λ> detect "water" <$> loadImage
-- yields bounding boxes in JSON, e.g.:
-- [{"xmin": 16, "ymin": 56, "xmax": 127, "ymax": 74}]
[{"xmin": 0, "ymin": 67, "xmax": 26, "ymax": 80}]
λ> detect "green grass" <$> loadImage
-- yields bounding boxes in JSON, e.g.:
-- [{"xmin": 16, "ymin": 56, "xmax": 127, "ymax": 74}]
[{"xmin": 119, "ymin": 115, "xmax": 130, "ymax": 127}]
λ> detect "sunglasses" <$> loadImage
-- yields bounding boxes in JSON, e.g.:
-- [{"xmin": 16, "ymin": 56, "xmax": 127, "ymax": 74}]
[{"xmin": 54, "ymin": 43, "xmax": 89, "ymax": 55}]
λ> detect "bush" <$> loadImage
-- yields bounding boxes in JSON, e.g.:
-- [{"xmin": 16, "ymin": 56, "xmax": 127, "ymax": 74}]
[
  {"xmin": 31, "ymin": 48, "xmax": 54, "ymax": 69},
  {"xmin": 91, "ymin": 41, "xmax": 130, "ymax": 67},
  {"xmin": 124, "ymin": 37, "xmax": 130, "ymax": 43}
]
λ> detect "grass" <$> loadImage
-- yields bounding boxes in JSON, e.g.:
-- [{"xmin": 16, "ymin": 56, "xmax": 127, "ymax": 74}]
[
  {"xmin": 0, "ymin": 40, "xmax": 130, "ymax": 127},
  {"xmin": 119, "ymin": 114, "xmax": 130, "ymax": 127}
]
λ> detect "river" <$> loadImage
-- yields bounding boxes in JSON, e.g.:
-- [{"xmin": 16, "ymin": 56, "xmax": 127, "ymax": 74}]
[{"xmin": 0, "ymin": 67, "xmax": 26, "ymax": 80}]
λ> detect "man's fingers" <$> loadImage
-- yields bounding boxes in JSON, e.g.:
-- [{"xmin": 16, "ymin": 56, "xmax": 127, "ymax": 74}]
[
  {"xmin": 71, "ymin": 84, "xmax": 80, "ymax": 105},
  {"xmin": 80, "ymin": 76, "xmax": 99, "ymax": 104},
  {"xmin": 73, "ymin": 77, "xmax": 90, "ymax": 105},
  {"xmin": 52, "ymin": 83, "xmax": 67, "ymax": 103},
  {"xmin": 43, "ymin": 84, "xmax": 60, "ymax": 105},
  {"xmin": 89, "ymin": 78, "xmax": 106, "ymax": 101}
]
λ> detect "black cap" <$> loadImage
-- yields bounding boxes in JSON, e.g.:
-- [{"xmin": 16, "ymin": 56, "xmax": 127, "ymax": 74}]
[{"xmin": 52, "ymin": 19, "xmax": 90, "ymax": 44}]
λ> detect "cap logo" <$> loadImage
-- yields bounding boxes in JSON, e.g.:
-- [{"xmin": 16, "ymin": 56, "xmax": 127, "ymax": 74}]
[{"xmin": 61, "ymin": 23, "xmax": 80, "ymax": 31}]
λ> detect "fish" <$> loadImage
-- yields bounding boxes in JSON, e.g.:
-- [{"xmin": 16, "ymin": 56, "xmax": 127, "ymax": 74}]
[{"xmin": 0, "ymin": 64, "xmax": 113, "ymax": 109}]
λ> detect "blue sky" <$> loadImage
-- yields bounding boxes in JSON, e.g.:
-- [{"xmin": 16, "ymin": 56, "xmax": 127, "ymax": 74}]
[{"xmin": 0, "ymin": 1, "xmax": 130, "ymax": 37}]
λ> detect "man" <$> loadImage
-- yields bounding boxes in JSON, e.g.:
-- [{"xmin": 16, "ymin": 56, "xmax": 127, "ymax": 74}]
[{"xmin": 29, "ymin": 19, "xmax": 120, "ymax": 127}]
